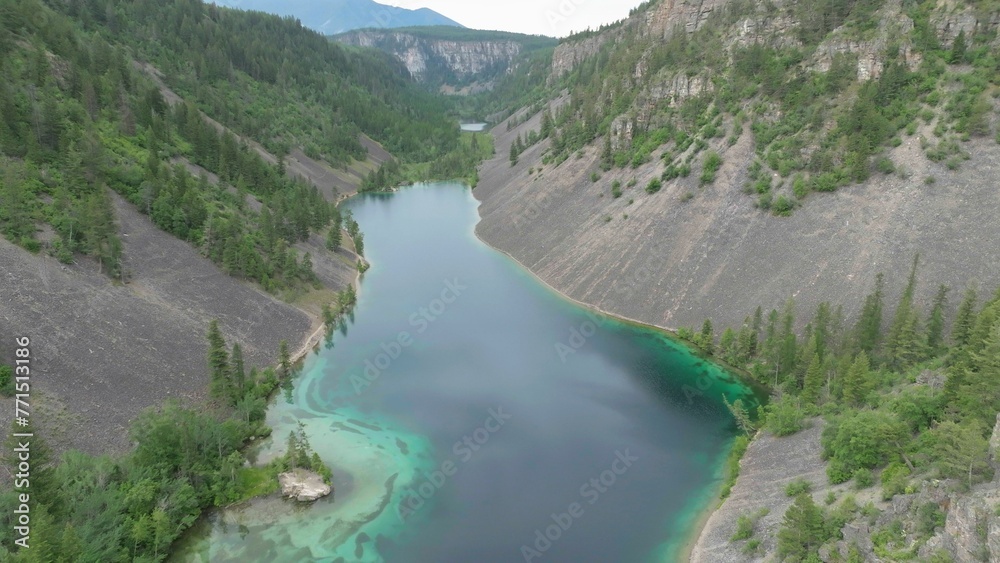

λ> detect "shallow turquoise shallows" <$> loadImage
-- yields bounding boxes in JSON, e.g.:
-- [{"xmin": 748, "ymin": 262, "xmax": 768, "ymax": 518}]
[{"xmin": 174, "ymin": 182, "xmax": 761, "ymax": 563}]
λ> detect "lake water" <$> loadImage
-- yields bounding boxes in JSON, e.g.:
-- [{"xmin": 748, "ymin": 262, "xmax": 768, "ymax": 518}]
[{"xmin": 175, "ymin": 182, "xmax": 760, "ymax": 563}]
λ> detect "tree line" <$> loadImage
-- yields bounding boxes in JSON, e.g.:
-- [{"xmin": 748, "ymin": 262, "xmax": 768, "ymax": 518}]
[{"xmin": 683, "ymin": 258, "xmax": 1000, "ymax": 560}]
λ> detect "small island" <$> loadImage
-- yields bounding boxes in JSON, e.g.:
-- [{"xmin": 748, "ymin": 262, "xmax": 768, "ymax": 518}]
[{"xmin": 276, "ymin": 422, "xmax": 334, "ymax": 502}]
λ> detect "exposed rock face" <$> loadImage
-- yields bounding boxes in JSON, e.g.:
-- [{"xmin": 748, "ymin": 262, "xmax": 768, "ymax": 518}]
[
  {"xmin": 550, "ymin": 35, "xmax": 609, "ymax": 80},
  {"xmin": 279, "ymin": 468, "xmax": 332, "ymax": 502},
  {"xmin": 932, "ymin": 490, "xmax": 1000, "ymax": 562},
  {"xmin": 690, "ymin": 421, "xmax": 833, "ymax": 562},
  {"xmin": 646, "ymin": 0, "xmax": 730, "ymax": 38},
  {"xmin": 477, "ymin": 103, "xmax": 1000, "ymax": 333},
  {"xmin": 337, "ymin": 31, "xmax": 525, "ymax": 91}
]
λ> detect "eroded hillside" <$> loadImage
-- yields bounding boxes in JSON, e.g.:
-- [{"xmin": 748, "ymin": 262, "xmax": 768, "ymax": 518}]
[{"xmin": 476, "ymin": 0, "xmax": 1000, "ymax": 332}]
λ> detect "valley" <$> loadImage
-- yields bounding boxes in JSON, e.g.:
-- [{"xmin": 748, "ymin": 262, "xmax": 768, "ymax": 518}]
[{"xmin": 2, "ymin": 0, "xmax": 1000, "ymax": 561}]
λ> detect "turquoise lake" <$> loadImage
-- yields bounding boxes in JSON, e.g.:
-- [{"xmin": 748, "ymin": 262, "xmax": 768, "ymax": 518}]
[{"xmin": 176, "ymin": 182, "xmax": 761, "ymax": 562}]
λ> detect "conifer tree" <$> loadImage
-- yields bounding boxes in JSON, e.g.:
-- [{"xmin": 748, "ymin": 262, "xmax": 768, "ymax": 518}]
[
  {"xmin": 802, "ymin": 350, "xmax": 824, "ymax": 405},
  {"xmin": 777, "ymin": 493, "xmax": 826, "ymax": 561},
  {"xmin": 207, "ymin": 320, "xmax": 231, "ymax": 401},
  {"xmin": 230, "ymin": 343, "xmax": 246, "ymax": 404},
  {"xmin": 855, "ymin": 273, "xmax": 885, "ymax": 354},
  {"xmin": 951, "ymin": 287, "xmax": 978, "ymax": 348},
  {"xmin": 278, "ymin": 339, "xmax": 291, "ymax": 379},
  {"xmin": 887, "ymin": 256, "xmax": 922, "ymax": 368},
  {"xmin": 926, "ymin": 284, "xmax": 949, "ymax": 354},
  {"xmin": 844, "ymin": 351, "xmax": 872, "ymax": 406},
  {"xmin": 700, "ymin": 318, "xmax": 715, "ymax": 354}
]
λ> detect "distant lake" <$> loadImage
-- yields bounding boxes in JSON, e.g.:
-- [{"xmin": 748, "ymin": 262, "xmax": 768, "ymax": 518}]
[
  {"xmin": 460, "ymin": 122, "xmax": 488, "ymax": 132},
  {"xmin": 175, "ymin": 182, "xmax": 760, "ymax": 562}
]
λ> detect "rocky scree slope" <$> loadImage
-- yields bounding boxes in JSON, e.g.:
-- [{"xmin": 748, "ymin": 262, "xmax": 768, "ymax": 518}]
[{"xmin": 476, "ymin": 0, "xmax": 1000, "ymax": 332}]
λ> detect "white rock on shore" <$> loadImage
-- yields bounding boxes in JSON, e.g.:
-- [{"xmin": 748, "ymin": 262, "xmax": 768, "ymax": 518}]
[{"xmin": 278, "ymin": 468, "xmax": 332, "ymax": 502}]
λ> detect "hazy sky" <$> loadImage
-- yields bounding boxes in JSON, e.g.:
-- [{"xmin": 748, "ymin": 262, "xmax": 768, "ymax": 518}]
[{"xmin": 385, "ymin": 0, "xmax": 647, "ymax": 37}]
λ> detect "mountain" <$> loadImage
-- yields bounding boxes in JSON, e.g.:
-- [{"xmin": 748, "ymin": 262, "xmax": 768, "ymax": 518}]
[
  {"xmin": 472, "ymin": 0, "xmax": 1000, "ymax": 561},
  {"xmin": 0, "ymin": 0, "xmax": 468, "ymax": 557},
  {"xmin": 335, "ymin": 27, "xmax": 557, "ymax": 94},
  {"xmin": 212, "ymin": 0, "xmax": 464, "ymax": 34}
]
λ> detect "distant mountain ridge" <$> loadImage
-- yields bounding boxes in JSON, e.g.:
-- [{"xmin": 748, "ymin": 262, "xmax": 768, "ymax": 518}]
[
  {"xmin": 212, "ymin": 0, "xmax": 463, "ymax": 34},
  {"xmin": 336, "ymin": 27, "xmax": 557, "ymax": 94}
]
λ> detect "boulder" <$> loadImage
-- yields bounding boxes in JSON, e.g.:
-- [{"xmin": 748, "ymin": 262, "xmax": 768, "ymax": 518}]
[{"xmin": 278, "ymin": 468, "xmax": 332, "ymax": 502}]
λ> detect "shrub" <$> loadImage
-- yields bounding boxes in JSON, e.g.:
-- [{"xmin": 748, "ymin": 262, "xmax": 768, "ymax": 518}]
[
  {"xmin": 0, "ymin": 365, "xmax": 13, "ymax": 397},
  {"xmin": 853, "ymin": 468, "xmax": 874, "ymax": 489},
  {"xmin": 732, "ymin": 514, "xmax": 756, "ymax": 541},
  {"xmin": 764, "ymin": 395, "xmax": 805, "ymax": 436},
  {"xmin": 917, "ymin": 502, "xmax": 945, "ymax": 535},
  {"xmin": 700, "ymin": 151, "xmax": 723, "ymax": 185},
  {"xmin": 823, "ymin": 410, "xmax": 906, "ymax": 484},
  {"xmin": 880, "ymin": 462, "xmax": 911, "ymax": 500},
  {"xmin": 876, "ymin": 157, "xmax": 896, "ymax": 174},
  {"xmin": 591, "ymin": 172, "xmax": 601, "ymax": 182},
  {"xmin": 773, "ymin": 195, "xmax": 794, "ymax": 216},
  {"xmin": 785, "ymin": 478, "xmax": 812, "ymax": 497},
  {"xmin": 646, "ymin": 178, "xmax": 663, "ymax": 194}
]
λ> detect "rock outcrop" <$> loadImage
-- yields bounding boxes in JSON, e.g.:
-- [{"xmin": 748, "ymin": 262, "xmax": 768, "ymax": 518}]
[
  {"xmin": 278, "ymin": 468, "xmax": 333, "ymax": 502},
  {"xmin": 690, "ymin": 421, "xmax": 836, "ymax": 562},
  {"xmin": 336, "ymin": 30, "xmax": 553, "ymax": 93}
]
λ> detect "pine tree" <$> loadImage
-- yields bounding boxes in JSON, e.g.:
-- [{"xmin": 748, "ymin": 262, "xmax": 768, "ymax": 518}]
[
  {"xmin": 802, "ymin": 351, "xmax": 824, "ymax": 406},
  {"xmin": 951, "ymin": 287, "xmax": 978, "ymax": 348},
  {"xmin": 206, "ymin": 320, "xmax": 231, "ymax": 401},
  {"xmin": 724, "ymin": 396, "xmax": 756, "ymax": 436},
  {"xmin": 926, "ymin": 284, "xmax": 949, "ymax": 354},
  {"xmin": 855, "ymin": 273, "xmax": 885, "ymax": 354},
  {"xmin": 844, "ymin": 351, "xmax": 872, "ymax": 406},
  {"xmin": 720, "ymin": 327, "xmax": 737, "ymax": 363},
  {"xmin": 353, "ymin": 232, "xmax": 364, "ymax": 257},
  {"xmin": 230, "ymin": 343, "xmax": 246, "ymax": 404},
  {"xmin": 777, "ymin": 493, "xmax": 826, "ymax": 561},
  {"xmin": 325, "ymin": 223, "xmax": 341, "ymax": 251},
  {"xmin": 700, "ymin": 318, "xmax": 715, "ymax": 354},
  {"xmin": 278, "ymin": 339, "xmax": 291, "ymax": 379},
  {"xmin": 779, "ymin": 298, "xmax": 798, "ymax": 379},
  {"xmin": 886, "ymin": 256, "xmax": 922, "ymax": 368},
  {"xmin": 950, "ymin": 30, "xmax": 967, "ymax": 64},
  {"xmin": 509, "ymin": 136, "xmax": 519, "ymax": 166}
]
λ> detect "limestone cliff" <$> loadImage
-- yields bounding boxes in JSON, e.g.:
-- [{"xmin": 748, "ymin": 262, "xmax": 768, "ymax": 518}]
[{"xmin": 336, "ymin": 29, "xmax": 556, "ymax": 94}]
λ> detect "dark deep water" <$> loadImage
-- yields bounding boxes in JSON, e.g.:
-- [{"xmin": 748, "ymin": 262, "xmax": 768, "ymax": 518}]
[{"xmin": 176, "ymin": 182, "xmax": 761, "ymax": 563}]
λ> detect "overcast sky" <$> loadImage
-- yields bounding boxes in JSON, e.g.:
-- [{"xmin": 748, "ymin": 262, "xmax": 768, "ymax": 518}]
[{"xmin": 385, "ymin": 0, "xmax": 647, "ymax": 37}]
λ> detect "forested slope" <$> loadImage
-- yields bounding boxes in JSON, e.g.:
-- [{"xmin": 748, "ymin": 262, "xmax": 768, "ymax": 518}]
[{"xmin": 0, "ymin": 0, "xmax": 455, "ymax": 559}]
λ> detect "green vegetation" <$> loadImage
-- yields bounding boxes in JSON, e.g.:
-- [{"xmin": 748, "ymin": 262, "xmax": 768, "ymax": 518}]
[
  {"xmin": 0, "ymin": 365, "xmax": 13, "ymax": 397},
  {"xmin": 785, "ymin": 478, "xmax": 813, "ymax": 497},
  {"xmin": 720, "ymin": 434, "xmax": 751, "ymax": 499},
  {"xmin": 0, "ymin": 0, "xmax": 470, "ymax": 292},
  {"xmin": 731, "ymin": 507, "xmax": 770, "ymax": 542},
  {"xmin": 0, "ymin": 320, "xmax": 334, "ymax": 561},
  {"xmin": 485, "ymin": 0, "xmax": 999, "ymax": 216},
  {"xmin": 682, "ymin": 256, "xmax": 1000, "ymax": 560}
]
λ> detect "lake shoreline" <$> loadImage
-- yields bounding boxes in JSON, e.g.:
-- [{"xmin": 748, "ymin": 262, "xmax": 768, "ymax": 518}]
[{"xmin": 468, "ymin": 188, "xmax": 754, "ymax": 563}]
